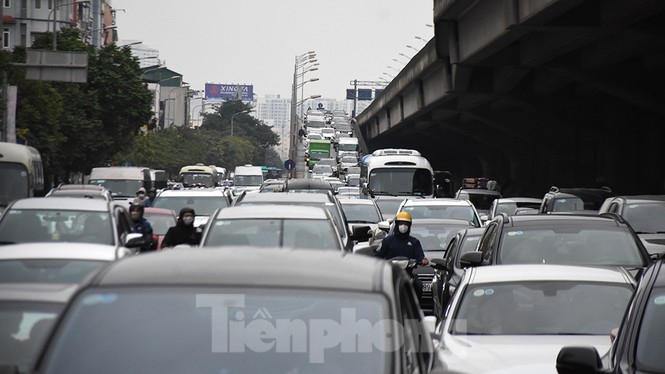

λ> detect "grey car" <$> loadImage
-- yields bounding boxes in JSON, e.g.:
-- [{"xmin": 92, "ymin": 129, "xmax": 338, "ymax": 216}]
[{"xmin": 27, "ymin": 248, "xmax": 445, "ymax": 374}]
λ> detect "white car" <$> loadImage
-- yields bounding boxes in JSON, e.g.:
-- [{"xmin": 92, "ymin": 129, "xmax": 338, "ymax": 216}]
[
  {"xmin": 435, "ymin": 264, "xmax": 636, "ymax": 374},
  {"xmin": 152, "ymin": 189, "xmax": 232, "ymax": 228},
  {"xmin": 398, "ymin": 198, "xmax": 483, "ymax": 227}
]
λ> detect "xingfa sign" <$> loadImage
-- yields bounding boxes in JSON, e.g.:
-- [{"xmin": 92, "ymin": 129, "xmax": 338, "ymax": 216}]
[{"xmin": 205, "ymin": 84, "xmax": 254, "ymax": 101}]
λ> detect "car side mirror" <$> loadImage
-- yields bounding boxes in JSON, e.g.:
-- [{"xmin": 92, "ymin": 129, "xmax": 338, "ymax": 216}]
[
  {"xmin": 459, "ymin": 251, "xmax": 483, "ymax": 268},
  {"xmin": 430, "ymin": 258, "xmax": 447, "ymax": 270},
  {"xmin": 351, "ymin": 225, "xmax": 372, "ymax": 242},
  {"xmin": 556, "ymin": 346, "xmax": 602, "ymax": 374},
  {"xmin": 124, "ymin": 232, "xmax": 145, "ymax": 249},
  {"xmin": 378, "ymin": 220, "xmax": 391, "ymax": 233}
]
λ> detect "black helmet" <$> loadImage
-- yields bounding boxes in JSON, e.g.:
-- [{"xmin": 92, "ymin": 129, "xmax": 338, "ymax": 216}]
[
  {"xmin": 129, "ymin": 204, "xmax": 144, "ymax": 215},
  {"xmin": 148, "ymin": 187, "xmax": 157, "ymax": 193}
]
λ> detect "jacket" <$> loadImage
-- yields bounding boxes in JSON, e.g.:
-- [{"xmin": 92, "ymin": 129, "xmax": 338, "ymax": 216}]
[
  {"xmin": 161, "ymin": 207, "xmax": 201, "ymax": 248},
  {"xmin": 132, "ymin": 218, "xmax": 155, "ymax": 252},
  {"xmin": 375, "ymin": 226, "xmax": 425, "ymax": 263}
]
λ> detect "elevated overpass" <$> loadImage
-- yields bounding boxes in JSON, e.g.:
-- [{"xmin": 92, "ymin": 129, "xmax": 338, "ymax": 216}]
[{"xmin": 356, "ymin": 0, "xmax": 665, "ymax": 196}]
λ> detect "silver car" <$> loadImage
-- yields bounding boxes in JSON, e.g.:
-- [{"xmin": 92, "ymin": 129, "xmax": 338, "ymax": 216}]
[
  {"xmin": 200, "ymin": 204, "xmax": 344, "ymax": 250},
  {"xmin": 435, "ymin": 264, "xmax": 635, "ymax": 373}
]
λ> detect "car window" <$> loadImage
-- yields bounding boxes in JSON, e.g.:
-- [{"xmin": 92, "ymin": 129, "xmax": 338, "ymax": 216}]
[
  {"xmin": 40, "ymin": 288, "xmax": 389, "ymax": 373},
  {"xmin": 341, "ymin": 204, "xmax": 381, "ymax": 223},
  {"xmin": 636, "ymin": 286, "xmax": 665, "ymax": 370},
  {"xmin": 621, "ymin": 203, "xmax": 665, "ymax": 233},
  {"xmin": 398, "ymin": 279, "xmax": 432, "ymax": 372},
  {"xmin": 153, "ymin": 196, "xmax": 229, "ymax": 216},
  {"xmin": 0, "ymin": 259, "xmax": 107, "ymax": 283},
  {"xmin": 478, "ymin": 223, "xmax": 497, "ymax": 261},
  {"xmin": 143, "ymin": 213, "xmax": 176, "ymax": 236},
  {"xmin": 0, "ymin": 209, "xmax": 113, "ymax": 245}
]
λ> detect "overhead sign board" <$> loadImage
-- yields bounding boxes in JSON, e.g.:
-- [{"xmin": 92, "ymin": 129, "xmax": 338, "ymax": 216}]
[
  {"xmin": 205, "ymin": 83, "xmax": 254, "ymax": 101},
  {"xmin": 24, "ymin": 50, "xmax": 88, "ymax": 83}
]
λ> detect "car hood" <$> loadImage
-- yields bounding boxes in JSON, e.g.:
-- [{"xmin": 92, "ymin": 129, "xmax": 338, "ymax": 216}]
[
  {"xmin": 638, "ymin": 233, "xmax": 665, "ymax": 255},
  {"xmin": 439, "ymin": 334, "xmax": 611, "ymax": 374}
]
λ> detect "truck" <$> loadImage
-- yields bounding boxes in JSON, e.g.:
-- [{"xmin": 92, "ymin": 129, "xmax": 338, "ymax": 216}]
[{"xmin": 307, "ymin": 139, "xmax": 332, "ymax": 168}]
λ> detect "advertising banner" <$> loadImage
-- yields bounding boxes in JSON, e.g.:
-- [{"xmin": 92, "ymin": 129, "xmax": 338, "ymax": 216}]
[{"xmin": 205, "ymin": 84, "xmax": 254, "ymax": 101}]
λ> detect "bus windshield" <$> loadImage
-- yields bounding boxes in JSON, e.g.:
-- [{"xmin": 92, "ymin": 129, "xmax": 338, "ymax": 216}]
[
  {"xmin": 368, "ymin": 168, "xmax": 433, "ymax": 196},
  {"xmin": 89, "ymin": 179, "xmax": 143, "ymax": 198},
  {"xmin": 180, "ymin": 173, "xmax": 214, "ymax": 187},
  {"xmin": 0, "ymin": 164, "xmax": 30, "ymax": 206}
]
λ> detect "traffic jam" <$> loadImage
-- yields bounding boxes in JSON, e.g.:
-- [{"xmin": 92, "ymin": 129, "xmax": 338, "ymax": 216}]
[{"xmin": 1, "ymin": 112, "xmax": 664, "ymax": 374}]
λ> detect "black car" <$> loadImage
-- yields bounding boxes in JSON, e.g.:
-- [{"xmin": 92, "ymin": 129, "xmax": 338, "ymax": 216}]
[
  {"xmin": 460, "ymin": 213, "xmax": 652, "ymax": 277},
  {"xmin": 23, "ymin": 249, "xmax": 445, "ymax": 374},
  {"xmin": 556, "ymin": 257, "xmax": 665, "ymax": 373},
  {"xmin": 539, "ymin": 186, "xmax": 615, "ymax": 214},
  {"xmin": 429, "ymin": 227, "xmax": 485, "ymax": 321}
]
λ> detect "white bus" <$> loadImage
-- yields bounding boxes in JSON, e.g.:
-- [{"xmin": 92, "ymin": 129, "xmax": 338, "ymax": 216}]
[
  {"xmin": 89, "ymin": 166, "xmax": 151, "ymax": 200},
  {"xmin": 0, "ymin": 142, "xmax": 44, "ymax": 208},
  {"xmin": 363, "ymin": 148, "xmax": 434, "ymax": 197},
  {"xmin": 178, "ymin": 164, "xmax": 218, "ymax": 188}
]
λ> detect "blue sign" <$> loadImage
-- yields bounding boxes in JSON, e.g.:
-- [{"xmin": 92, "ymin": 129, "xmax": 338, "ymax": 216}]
[
  {"xmin": 346, "ymin": 89, "xmax": 356, "ymax": 100},
  {"xmin": 375, "ymin": 89, "xmax": 384, "ymax": 98},
  {"xmin": 284, "ymin": 159, "xmax": 296, "ymax": 170},
  {"xmin": 205, "ymin": 84, "xmax": 254, "ymax": 101},
  {"xmin": 357, "ymin": 89, "xmax": 372, "ymax": 101}
]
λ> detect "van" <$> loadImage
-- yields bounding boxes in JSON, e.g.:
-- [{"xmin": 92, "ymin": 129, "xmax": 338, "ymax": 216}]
[
  {"xmin": 89, "ymin": 166, "xmax": 151, "ymax": 204},
  {"xmin": 150, "ymin": 169, "xmax": 167, "ymax": 190},
  {"xmin": 232, "ymin": 165, "xmax": 264, "ymax": 195}
]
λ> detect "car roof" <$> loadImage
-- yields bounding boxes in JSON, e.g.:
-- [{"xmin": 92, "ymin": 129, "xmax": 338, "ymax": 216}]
[
  {"xmin": 215, "ymin": 205, "xmax": 329, "ymax": 220},
  {"xmin": 338, "ymin": 199, "xmax": 376, "ymax": 206},
  {"xmin": 156, "ymin": 189, "xmax": 227, "ymax": 197},
  {"xmin": 504, "ymin": 213, "xmax": 625, "ymax": 227},
  {"xmin": 411, "ymin": 218, "xmax": 476, "ymax": 227},
  {"xmin": 0, "ymin": 283, "xmax": 81, "ymax": 303},
  {"xmin": 238, "ymin": 192, "xmax": 334, "ymax": 204},
  {"xmin": 612, "ymin": 196, "xmax": 665, "ymax": 204},
  {"xmin": 143, "ymin": 207, "xmax": 177, "ymax": 215},
  {"xmin": 0, "ymin": 243, "xmax": 124, "ymax": 261},
  {"xmin": 495, "ymin": 197, "xmax": 542, "ymax": 204},
  {"xmin": 92, "ymin": 248, "xmax": 389, "ymax": 292},
  {"xmin": 468, "ymin": 264, "xmax": 635, "ymax": 285},
  {"xmin": 458, "ymin": 189, "xmax": 502, "ymax": 196},
  {"xmin": 284, "ymin": 178, "xmax": 333, "ymax": 190},
  {"xmin": 56, "ymin": 184, "xmax": 107, "ymax": 191},
  {"xmin": 8, "ymin": 197, "xmax": 111, "ymax": 212},
  {"xmin": 403, "ymin": 198, "xmax": 472, "ymax": 207}
]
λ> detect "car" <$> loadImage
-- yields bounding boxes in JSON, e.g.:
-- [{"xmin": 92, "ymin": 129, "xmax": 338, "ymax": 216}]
[
  {"xmin": 258, "ymin": 179, "xmax": 285, "ymax": 193},
  {"xmin": 556, "ymin": 257, "xmax": 665, "ymax": 374},
  {"xmin": 460, "ymin": 213, "xmax": 653, "ymax": 277},
  {"xmin": 0, "ymin": 197, "xmax": 145, "ymax": 251},
  {"xmin": 373, "ymin": 195, "xmax": 407, "ymax": 221},
  {"xmin": 435, "ymin": 264, "xmax": 636, "ymax": 374},
  {"xmin": 336, "ymin": 186, "xmax": 362, "ymax": 198},
  {"xmin": 454, "ymin": 188, "xmax": 502, "ymax": 220},
  {"xmin": 142, "ymin": 207, "xmax": 177, "ymax": 250},
  {"xmin": 398, "ymin": 198, "xmax": 483, "ymax": 228},
  {"xmin": 338, "ymin": 155, "xmax": 359, "ymax": 172},
  {"xmin": 0, "ymin": 282, "xmax": 80, "ymax": 373},
  {"xmin": 199, "ymin": 204, "xmax": 345, "ymax": 250},
  {"xmin": 281, "ymin": 178, "xmax": 333, "ymax": 194},
  {"xmin": 338, "ymin": 198, "xmax": 383, "ymax": 234},
  {"xmin": 310, "ymin": 164, "xmax": 334, "ymax": 179},
  {"xmin": 233, "ymin": 191, "xmax": 369, "ymax": 251},
  {"xmin": 598, "ymin": 195, "xmax": 665, "ymax": 255},
  {"xmin": 408, "ymin": 218, "xmax": 476, "ymax": 315},
  {"xmin": 0, "ymin": 242, "xmax": 132, "ymax": 284},
  {"xmin": 488, "ymin": 197, "xmax": 542, "ymax": 220},
  {"xmin": 26, "ymin": 248, "xmax": 445, "ymax": 374},
  {"xmin": 45, "ymin": 184, "xmax": 113, "ymax": 201},
  {"xmin": 151, "ymin": 188, "xmax": 232, "ymax": 228},
  {"xmin": 539, "ymin": 186, "xmax": 615, "ymax": 214},
  {"xmin": 429, "ymin": 227, "xmax": 485, "ymax": 321}
]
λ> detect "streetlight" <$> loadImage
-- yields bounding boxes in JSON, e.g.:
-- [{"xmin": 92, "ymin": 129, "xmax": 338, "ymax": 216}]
[
  {"xmin": 386, "ymin": 65, "xmax": 400, "ymax": 73},
  {"xmin": 290, "ymin": 51, "xmax": 317, "ymax": 165},
  {"xmin": 382, "ymin": 72, "xmax": 394, "ymax": 79},
  {"xmin": 398, "ymin": 53, "xmax": 413, "ymax": 60},
  {"xmin": 406, "ymin": 45, "xmax": 419, "ymax": 52},
  {"xmin": 298, "ymin": 75, "xmax": 319, "ymax": 116},
  {"xmin": 415, "ymin": 36, "xmax": 429, "ymax": 43},
  {"xmin": 392, "ymin": 58, "xmax": 408, "ymax": 65},
  {"xmin": 231, "ymin": 109, "xmax": 253, "ymax": 137},
  {"xmin": 118, "ymin": 41, "xmax": 142, "ymax": 47},
  {"xmin": 50, "ymin": 0, "xmax": 90, "ymax": 50},
  {"xmin": 82, "ymin": 25, "xmax": 117, "ymax": 44}
]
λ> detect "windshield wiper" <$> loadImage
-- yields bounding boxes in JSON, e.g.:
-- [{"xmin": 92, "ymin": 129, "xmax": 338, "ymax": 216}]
[
  {"xmin": 348, "ymin": 220, "xmax": 377, "ymax": 224},
  {"xmin": 0, "ymin": 241, "xmax": 17, "ymax": 245}
]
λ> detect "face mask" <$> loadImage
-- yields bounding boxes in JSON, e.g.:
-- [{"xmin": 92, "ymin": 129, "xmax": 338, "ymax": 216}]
[
  {"xmin": 182, "ymin": 216, "xmax": 195, "ymax": 225},
  {"xmin": 131, "ymin": 212, "xmax": 140, "ymax": 220},
  {"xmin": 398, "ymin": 224, "xmax": 409, "ymax": 234},
  {"xmin": 137, "ymin": 193, "xmax": 145, "ymax": 199}
]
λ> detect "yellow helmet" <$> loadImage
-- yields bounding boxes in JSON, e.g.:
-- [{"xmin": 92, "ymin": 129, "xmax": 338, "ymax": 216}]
[{"xmin": 395, "ymin": 211, "xmax": 412, "ymax": 223}]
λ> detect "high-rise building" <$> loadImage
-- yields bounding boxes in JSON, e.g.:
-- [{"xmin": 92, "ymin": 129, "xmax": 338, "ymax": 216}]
[
  {"xmin": 1, "ymin": 0, "xmax": 116, "ymax": 50},
  {"xmin": 255, "ymin": 94, "xmax": 290, "ymax": 161}
]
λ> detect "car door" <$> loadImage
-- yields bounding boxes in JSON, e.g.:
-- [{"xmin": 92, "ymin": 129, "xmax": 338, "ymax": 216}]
[
  {"xmin": 396, "ymin": 275, "xmax": 435, "ymax": 373},
  {"xmin": 478, "ymin": 222, "xmax": 499, "ymax": 264},
  {"xmin": 114, "ymin": 206, "xmax": 134, "ymax": 245}
]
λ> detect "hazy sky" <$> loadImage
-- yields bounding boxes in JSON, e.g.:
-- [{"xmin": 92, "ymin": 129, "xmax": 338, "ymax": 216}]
[{"xmin": 112, "ymin": 1, "xmax": 434, "ymax": 100}]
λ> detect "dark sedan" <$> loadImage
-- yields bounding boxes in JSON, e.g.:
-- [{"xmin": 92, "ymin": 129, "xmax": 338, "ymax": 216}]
[{"xmin": 25, "ymin": 249, "xmax": 445, "ymax": 374}]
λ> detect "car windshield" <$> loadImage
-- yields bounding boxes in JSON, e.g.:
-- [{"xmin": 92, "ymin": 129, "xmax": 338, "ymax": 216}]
[
  {"xmin": 0, "ymin": 164, "xmax": 30, "ymax": 206},
  {"xmin": 0, "ymin": 259, "xmax": 107, "ymax": 283},
  {"xmin": 451, "ymin": 281, "xmax": 633, "ymax": 335},
  {"xmin": 153, "ymin": 196, "xmax": 228, "ymax": 216},
  {"xmin": 47, "ymin": 191, "xmax": 107, "ymax": 200},
  {"xmin": 40, "ymin": 288, "xmax": 389, "ymax": 374},
  {"xmin": 496, "ymin": 201, "xmax": 541, "ymax": 216},
  {"xmin": 312, "ymin": 165, "xmax": 333, "ymax": 174},
  {"xmin": 180, "ymin": 173, "xmax": 214, "ymax": 187},
  {"xmin": 341, "ymin": 204, "xmax": 381, "ymax": 224},
  {"xmin": 88, "ymin": 179, "xmax": 143, "ymax": 198},
  {"xmin": 636, "ymin": 286, "xmax": 665, "ymax": 370},
  {"xmin": 410, "ymin": 222, "xmax": 473, "ymax": 251},
  {"xmin": 203, "ymin": 218, "xmax": 340, "ymax": 250},
  {"xmin": 0, "ymin": 301, "xmax": 63, "ymax": 373},
  {"xmin": 346, "ymin": 167, "xmax": 361, "ymax": 175},
  {"xmin": 552, "ymin": 197, "xmax": 585, "ymax": 212},
  {"xmin": 374, "ymin": 199, "xmax": 404, "ymax": 219},
  {"xmin": 401, "ymin": 205, "xmax": 479, "ymax": 227},
  {"xmin": 622, "ymin": 203, "xmax": 665, "ymax": 233},
  {"xmin": 498, "ymin": 227, "xmax": 646, "ymax": 266},
  {"xmin": 143, "ymin": 213, "xmax": 176, "ymax": 236},
  {"xmin": 368, "ymin": 168, "xmax": 433, "ymax": 196},
  {"xmin": 234, "ymin": 175, "xmax": 264, "ymax": 187},
  {"xmin": 0, "ymin": 210, "xmax": 114, "ymax": 245}
]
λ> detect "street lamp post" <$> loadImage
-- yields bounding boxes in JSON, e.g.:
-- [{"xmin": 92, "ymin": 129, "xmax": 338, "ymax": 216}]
[
  {"xmin": 406, "ymin": 45, "xmax": 419, "ymax": 52},
  {"xmin": 231, "ymin": 109, "xmax": 252, "ymax": 137},
  {"xmin": 50, "ymin": 0, "xmax": 90, "ymax": 50},
  {"xmin": 299, "ymin": 64, "xmax": 319, "ymax": 116},
  {"xmin": 399, "ymin": 53, "xmax": 413, "ymax": 60},
  {"xmin": 289, "ymin": 51, "xmax": 316, "ymax": 167}
]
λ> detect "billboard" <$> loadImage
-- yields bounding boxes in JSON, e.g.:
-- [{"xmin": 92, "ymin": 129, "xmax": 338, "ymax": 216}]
[
  {"xmin": 205, "ymin": 84, "xmax": 254, "ymax": 101},
  {"xmin": 357, "ymin": 88, "xmax": 373, "ymax": 101}
]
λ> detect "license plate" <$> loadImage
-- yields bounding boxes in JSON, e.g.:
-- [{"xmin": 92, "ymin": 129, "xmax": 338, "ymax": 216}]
[{"xmin": 422, "ymin": 282, "xmax": 432, "ymax": 292}]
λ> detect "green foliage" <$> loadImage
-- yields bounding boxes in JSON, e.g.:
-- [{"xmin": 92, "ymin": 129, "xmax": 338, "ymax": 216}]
[{"xmin": 201, "ymin": 100, "xmax": 280, "ymax": 148}]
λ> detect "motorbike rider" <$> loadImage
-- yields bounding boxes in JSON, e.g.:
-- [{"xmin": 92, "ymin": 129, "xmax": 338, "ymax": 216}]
[
  {"xmin": 161, "ymin": 207, "xmax": 202, "ymax": 248},
  {"xmin": 129, "ymin": 204, "xmax": 155, "ymax": 252},
  {"xmin": 375, "ymin": 211, "xmax": 429, "ymax": 299}
]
